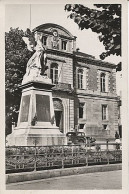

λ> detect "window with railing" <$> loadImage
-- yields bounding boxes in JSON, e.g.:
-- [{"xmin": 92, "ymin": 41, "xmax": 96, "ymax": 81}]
[
  {"xmin": 77, "ymin": 68, "xmax": 83, "ymax": 89},
  {"xmin": 100, "ymin": 73, "xmax": 106, "ymax": 92},
  {"xmin": 102, "ymin": 105, "xmax": 108, "ymax": 120},
  {"xmin": 79, "ymin": 103, "xmax": 85, "ymax": 119},
  {"xmin": 50, "ymin": 63, "xmax": 58, "ymax": 84}
]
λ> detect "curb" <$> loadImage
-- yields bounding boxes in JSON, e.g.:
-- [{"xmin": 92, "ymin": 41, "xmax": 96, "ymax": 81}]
[{"xmin": 6, "ymin": 163, "xmax": 122, "ymax": 184}]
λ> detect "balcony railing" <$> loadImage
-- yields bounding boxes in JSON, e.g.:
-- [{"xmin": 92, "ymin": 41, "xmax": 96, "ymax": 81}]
[{"xmin": 6, "ymin": 143, "xmax": 122, "ymax": 174}]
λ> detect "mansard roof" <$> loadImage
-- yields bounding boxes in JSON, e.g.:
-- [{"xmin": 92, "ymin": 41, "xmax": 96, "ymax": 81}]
[
  {"xmin": 74, "ymin": 51, "xmax": 95, "ymax": 59},
  {"xmin": 74, "ymin": 51, "xmax": 117, "ymax": 68}
]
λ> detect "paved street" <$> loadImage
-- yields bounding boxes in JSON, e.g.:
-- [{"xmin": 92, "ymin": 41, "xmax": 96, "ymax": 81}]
[{"xmin": 6, "ymin": 170, "xmax": 122, "ymax": 190}]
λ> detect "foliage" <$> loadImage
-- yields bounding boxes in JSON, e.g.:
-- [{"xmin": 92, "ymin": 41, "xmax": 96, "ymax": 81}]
[
  {"xmin": 5, "ymin": 28, "xmax": 32, "ymax": 136},
  {"xmin": 65, "ymin": 4, "xmax": 121, "ymax": 60}
]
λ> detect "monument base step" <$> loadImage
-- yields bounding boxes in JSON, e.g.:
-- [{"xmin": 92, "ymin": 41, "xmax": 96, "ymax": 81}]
[{"xmin": 6, "ymin": 131, "xmax": 67, "ymax": 146}]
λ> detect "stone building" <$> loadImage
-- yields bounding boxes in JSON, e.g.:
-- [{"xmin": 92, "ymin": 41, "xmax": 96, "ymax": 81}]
[{"xmin": 33, "ymin": 23, "xmax": 119, "ymax": 140}]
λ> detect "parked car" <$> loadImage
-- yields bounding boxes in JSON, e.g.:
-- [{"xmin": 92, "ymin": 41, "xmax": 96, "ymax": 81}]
[{"xmin": 66, "ymin": 131, "xmax": 96, "ymax": 145}]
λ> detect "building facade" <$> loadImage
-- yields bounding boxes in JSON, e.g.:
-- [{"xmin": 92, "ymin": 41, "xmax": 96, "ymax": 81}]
[{"xmin": 33, "ymin": 23, "xmax": 119, "ymax": 140}]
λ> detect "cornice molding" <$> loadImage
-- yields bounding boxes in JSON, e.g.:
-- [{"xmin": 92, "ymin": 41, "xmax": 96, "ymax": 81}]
[
  {"xmin": 46, "ymin": 49, "xmax": 74, "ymax": 58},
  {"xmin": 76, "ymin": 62, "xmax": 90, "ymax": 69},
  {"xmin": 46, "ymin": 49, "xmax": 116, "ymax": 69},
  {"xmin": 98, "ymin": 68, "xmax": 111, "ymax": 73},
  {"xmin": 47, "ymin": 56, "xmax": 66, "ymax": 63},
  {"xmin": 76, "ymin": 92, "xmax": 119, "ymax": 101},
  {"xmin": 74, "ymin": 55, "xmax": 116, "ymax": 69}
]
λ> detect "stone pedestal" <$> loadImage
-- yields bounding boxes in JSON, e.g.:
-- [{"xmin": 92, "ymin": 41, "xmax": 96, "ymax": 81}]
[{"xmin": 7, "ymin": 76, "xmax": 66, "ymax": 146}]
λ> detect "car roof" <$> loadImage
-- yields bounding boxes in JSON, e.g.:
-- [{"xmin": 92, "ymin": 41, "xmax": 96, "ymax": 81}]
[
  {"xmin": 66, "ymin": 132, "xmax": 85, "ymax": 134},
  {"xmin": 66, "ymin": 131, "xmax": 86, "ymax": 136},
  {"xmin": 66, "ymin": 132, "xmax": 76, "ymax": 135}
]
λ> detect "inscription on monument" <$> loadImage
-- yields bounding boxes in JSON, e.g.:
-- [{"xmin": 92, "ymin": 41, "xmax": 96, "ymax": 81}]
[
  {"xmin": 20, "ymin": 95, "xmax": 30, "ymax": 122},
  {"xmin": 36, "ymin": 94, "xmax": 50, "ymax": 122}
]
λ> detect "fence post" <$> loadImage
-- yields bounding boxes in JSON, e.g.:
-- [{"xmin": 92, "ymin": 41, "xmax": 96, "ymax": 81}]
[
  {"xmin": 22, "ymin": 153, "xmax": 25, "ymax": 169},
  {"xmin": 15, "ymin": 155, "xmax": 17, "ymax": 169},
  {"xmin": 106, "ymin": 139, "xmax": 109, "ymax": 165},
  {"xmin": 34, "ymin": 145, "xmax": 37, "ymax": 171},
  {"xmin": 62, "ymin": 146, "xmax": 64, "ymax": 168},
  {"xmin": 46, "ymin": 146, "xmax": 48, "ymax": 167},
  {"xmin": 15, "ymin": 147, "xmax": 18, "ymax": 169},
  {"xmin": 76, "ymin": 145, "xmax": 81, "ymax": 164},
  {"xmin": 72, "ymin": 145, "xmax": 74, "ymax": 165},
  {"xmin": 85, "ymin": 143, "xmax": 88, "ymax": 166},
  {"xmin": 100, "ymin": 144, "xmax": 102, "ymax": 163}
]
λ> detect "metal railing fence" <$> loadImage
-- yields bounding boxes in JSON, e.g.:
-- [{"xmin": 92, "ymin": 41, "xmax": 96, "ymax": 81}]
[{"xmin": 6, "ymin": 143, "xmax": 122, "ymax": 174}]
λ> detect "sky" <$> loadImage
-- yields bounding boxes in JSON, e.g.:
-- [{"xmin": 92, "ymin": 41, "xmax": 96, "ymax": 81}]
[{"xmin": 5, "ymin": 4, "xmax": 122, "ymax": 94}]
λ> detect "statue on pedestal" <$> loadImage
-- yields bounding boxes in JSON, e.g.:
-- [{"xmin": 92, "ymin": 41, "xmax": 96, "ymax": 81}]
[
  {"xmin": 23, "ymin": 29, "xmax": 48, "ymax": 78},
  {"xmin": 6, "ymin": 29, "xmax": 65, "ymax": 146}
]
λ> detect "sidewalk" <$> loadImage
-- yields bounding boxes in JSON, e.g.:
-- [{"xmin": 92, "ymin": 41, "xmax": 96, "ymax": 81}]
[
  {"xmin": 6, "ymin": 170, "xmax": 122, "ymax": 190},
  {"xmin": 6, "ymin": 163, "xmax": 122, "ymax": 184}
]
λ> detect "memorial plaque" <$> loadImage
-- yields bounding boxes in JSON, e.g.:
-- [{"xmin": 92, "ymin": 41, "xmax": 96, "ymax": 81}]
[
  {"xmin": 20, "ymin": 95, "xmax": 30, "ymax": 122},
  {"xmin": 36, "ymin": 94, "xmax": 50, "ymax": 122}
]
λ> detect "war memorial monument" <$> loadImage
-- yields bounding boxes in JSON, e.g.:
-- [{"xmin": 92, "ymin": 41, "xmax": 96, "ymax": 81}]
[{"xmin": 7, "ymin": 29, "xmax": 65, "ymax": 146}]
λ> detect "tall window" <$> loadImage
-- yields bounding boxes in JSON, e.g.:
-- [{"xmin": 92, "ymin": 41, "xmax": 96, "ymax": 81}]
[
  {"xmin": 42, "ymin": 36, "xmax": 47, "ymax": 46},
  {"xmin": 102, "ymin": 105, "xmax": 108, "ymax": 120},
  {"xmin": 61, "ymin": 40, "xmax": 67, "ymax": 50},
  {"xmin": 100, "ymin": 73, "xmax": 106, "ymax": 92},
  {"xmin": 79, "ymin": 103, "xmax": 85, "ymax": 118},
  {"xmin": 50, "ymin": 63, "xmax": 58, "ymax": 84},
  {"xmin": 77, "ymin": 68, "xmax": 83, "ymax": 89}
]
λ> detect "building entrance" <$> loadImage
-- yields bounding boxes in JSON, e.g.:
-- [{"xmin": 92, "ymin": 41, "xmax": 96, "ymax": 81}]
[{"xmin": 53, "ymin": 98, "xmax": 63, "ymax": 133}]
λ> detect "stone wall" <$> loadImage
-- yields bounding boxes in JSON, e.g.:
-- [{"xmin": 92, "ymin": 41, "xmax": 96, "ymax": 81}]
[
  {"xmin": 47, "ymin": 53, "xmax": 73, "ymax": 87},
  {"xmin": 75, "ymin": 96, "xmax": 118, "ymax": 139},
  {"xmin": 75, "ymin": 61, "xmax": 117, "ymax": 94},
  {"xmin": 88, "ymin": 67, "xmax": 98, "ymax": 91},
  {"xmin": 39, "ymin": 23, "xmax": 118, "ymax": 139}
]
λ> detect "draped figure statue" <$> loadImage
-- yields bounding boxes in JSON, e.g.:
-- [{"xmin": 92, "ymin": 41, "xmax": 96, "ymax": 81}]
[{"xmin": 23, "ymin": 29, "xmax": 48, "ymax": 77}]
